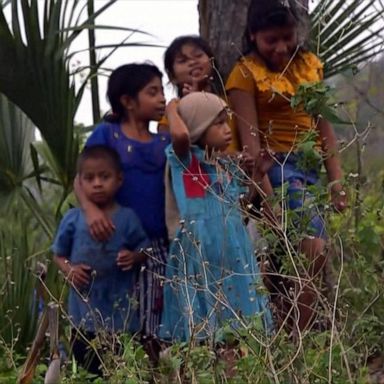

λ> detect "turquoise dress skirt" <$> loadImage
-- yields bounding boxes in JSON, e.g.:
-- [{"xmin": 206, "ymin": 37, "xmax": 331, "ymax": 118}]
[{"xmin": 159, "ymin": 146, "xmax": 272, "ymax": 342}]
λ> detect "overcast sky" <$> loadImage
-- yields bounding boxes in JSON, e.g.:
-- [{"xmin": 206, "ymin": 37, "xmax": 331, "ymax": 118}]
[{"xmin": 75, "ymin": 0, "xmax": 199, "ymax": 125}]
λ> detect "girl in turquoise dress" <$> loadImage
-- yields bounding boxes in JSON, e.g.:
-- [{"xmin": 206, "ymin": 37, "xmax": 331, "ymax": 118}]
[{"xmin": 159, "ymin": 92, "xmax": 272, "ymax": 342}]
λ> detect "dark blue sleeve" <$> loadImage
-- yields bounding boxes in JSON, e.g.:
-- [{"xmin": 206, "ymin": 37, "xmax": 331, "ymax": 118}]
[
  {"xmin": 85, "ymin": 123, "xmax": 110, "ymax": 147},
  {"xmin": 123, "ymin": 209, "xmax": 151, "ymax": 251},
  {"xmin": 51, "ymin": 209, "xmax": 78, "ymax": 258}
]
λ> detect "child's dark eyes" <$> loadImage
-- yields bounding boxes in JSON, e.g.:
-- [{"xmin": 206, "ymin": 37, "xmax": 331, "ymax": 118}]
[
  {"xmin": 82, "ymin": 173, "xmax": 111, "ymax": 181},
  {"xmin": 148, "ymin": 89, "xmax": 163, "ymax": 97},
  {"xmin": 264, "ymin": 34, "xmax": 295, "ymax": 46},
  {"xmin": 175, "ymin": 51, "xmax": 205, "ymax": 64},
  {"xmin": 264, "ymin": 37, "xmax": 278, "ymax": 45},
  {"xmin": 175, "ymin": 56, "xmax": 187, "ymax": 64},
  {"xmin": 145, "ymin": 86, "xmax": 164, "ymax": 97},
  {"xmin": 100, "ymin": 173, "xmax": 111, "ymax": 180}
]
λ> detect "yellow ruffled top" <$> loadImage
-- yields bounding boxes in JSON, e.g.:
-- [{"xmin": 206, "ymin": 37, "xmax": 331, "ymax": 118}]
[
  {"xmin": 240, "ymin": 51, "xmax": 323, "ymax": 95},
  {"xmin": 226, "ymin": 51, "xmax": 323, "ymax": 153}
]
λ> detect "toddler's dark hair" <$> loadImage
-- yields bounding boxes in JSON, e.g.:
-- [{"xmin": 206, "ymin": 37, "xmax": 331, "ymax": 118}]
[
  {"xmin": 243, "ymin": 0, "xmax": 307, "ymax": 53},
  {"xmin": 164, "ymin": 35, "xmax": 223, "ymax": 97},
  {"xmin": 105, "ymin": 63, "xmax": 163, "ymax": 122},
  {"xmin": 77, "ymin": 145, "xmax": 123, "ymax": 174}
]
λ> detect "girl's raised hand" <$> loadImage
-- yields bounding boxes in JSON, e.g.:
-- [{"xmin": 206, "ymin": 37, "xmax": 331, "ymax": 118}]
[
  {"xmin": 85, "ymin": 205, "xmax": 115, "ymax": 242},
  {"xmin": 117, "ymin": 249, "xmax": 146, "ymax": 271},
  {"xmin": 182, "ymin": 76, "xmax": 200, "ymax": 96}
]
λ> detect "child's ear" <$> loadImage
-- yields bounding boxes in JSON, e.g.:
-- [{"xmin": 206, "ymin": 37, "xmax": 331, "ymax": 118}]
[{"xmin": 120, "ymin": 95, "xmax": 135, "ymax": 110}]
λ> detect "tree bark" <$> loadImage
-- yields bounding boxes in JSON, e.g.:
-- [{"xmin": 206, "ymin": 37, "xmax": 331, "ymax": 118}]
[{"xmin": 198, "ymin": 0, "xmax": 251, "ymax": 80}]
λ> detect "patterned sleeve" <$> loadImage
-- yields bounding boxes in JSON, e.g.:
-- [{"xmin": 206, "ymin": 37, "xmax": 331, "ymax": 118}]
[
  {"xmin": 85, "ymin": 123, "xmax": 110, "ymax": 147},
  {"xmin": 124, "ymin": 209, "xmax": 151, "ymax": 251},
  {"xmin": 226, "ymin": 61, "xmax": 256, "ymax": 95},
  {"xmin": 51, "ymin": 209, "xmax": 78, "ymax": 258}
]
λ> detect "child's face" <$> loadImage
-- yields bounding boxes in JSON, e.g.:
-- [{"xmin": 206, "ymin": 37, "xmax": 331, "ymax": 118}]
[
  {"xmin": 199, "ymin": 110, "xmax": 232, "ymax": 152},
  {"xmin": 251, "ymin": 25, "xmax": 298, "ymax": 72},
  {"xmin": 171, "ymin": 43, "xmax": 212, "ymax": 87},
  {"xmin": 128, "ymin": 76, "xmax": 165, "ymax": 121},
  {"xmin": 79, "ymin": 158, "xmax": 122, "ymax": 208}
]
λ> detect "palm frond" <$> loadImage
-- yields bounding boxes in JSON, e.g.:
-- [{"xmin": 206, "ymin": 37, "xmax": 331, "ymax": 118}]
[
  {"xmin": 0, "ymin": 0, "xmax": 118, "ymax": 193},
  {"xmin": 310, "ymin": 0, "xmax": 384, "ymax": 78},
  {"xmin": 0, "ymin": 211, "xmax": 45, "ymax": 352},
  {"xmin": 0, "ymin": 94, "xmax": 34, "ymax": 208}
]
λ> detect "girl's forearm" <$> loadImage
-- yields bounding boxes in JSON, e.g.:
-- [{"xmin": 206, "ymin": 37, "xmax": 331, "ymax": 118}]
[
  {"xmin": 228, "ymin": 89, "xmax": 261, "ymax": 159},
  {"xmin": 53, "ymin": 255, "xmax": 71, "ymax": 276},
  {"xmin": 318, "ymin": 118, "xmax": 343, "ymax": 189},
  {"xmin": 167, "ymin": 105, "xmax": 190, "ymax": 157},
  {"xmin": 74, "ymin": 175, "xmax": 97, "ymax": 211}
]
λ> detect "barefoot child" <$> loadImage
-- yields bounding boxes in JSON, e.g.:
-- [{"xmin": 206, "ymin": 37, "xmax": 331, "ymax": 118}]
[
  {"xmin": 159, "ymin": 92, "xmax": 272, "ymax": 342},
  {"xmin": 52, "ymin": 145, "xmax": 150, "ymax": 374}
]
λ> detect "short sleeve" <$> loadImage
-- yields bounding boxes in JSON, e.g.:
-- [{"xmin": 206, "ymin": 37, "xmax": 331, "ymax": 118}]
[
  {"xmin": 226, "ymin": 61, "xmax": 256, "ymax": 95},
  {"xmin": 124, "ymin": 209, "xmax": 151, "ymax": 251},
  {"xmin": 85, "ymin": 123, "xmax": 110, "ymax": 147},
  {"xmin": 51, "ymin": 209, "xmax": 78, "ymax": 257}
]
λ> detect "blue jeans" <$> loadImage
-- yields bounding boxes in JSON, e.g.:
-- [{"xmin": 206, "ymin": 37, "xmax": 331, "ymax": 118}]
[{"xmin": 268, "ymin": 153, "xmax": 326, "ymax": 239}]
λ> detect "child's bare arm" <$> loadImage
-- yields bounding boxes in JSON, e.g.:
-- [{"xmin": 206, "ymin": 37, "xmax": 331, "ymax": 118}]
[
  {"xmin": 317, "ymin": 118, "xmax": 347, "ymax": 212},
  {"xmin": 228, "ymin": 89, "xmax": 261, "ymax": 165},
  {"xmin": 53, "ymin": 254, "xmax": 91, "ymax": 289},
  {"xmin": 116, "ymin": 249, "xmax": 147, "ymax": 271},
  {"xmin": 166, "ymin": 99, "xmax": 190, "ymax": 158},
  {"xmin": 229, "ymin": 90, "xmax": 275, "ymax": 199},
  {"xmin": 74, "ymin": 175, "xmax": 115, "ymax": 241}
]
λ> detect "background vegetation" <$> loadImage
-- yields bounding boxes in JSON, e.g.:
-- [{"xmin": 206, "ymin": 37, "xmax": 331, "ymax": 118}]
[{"xmin": 0, "ymin": 0, "xmax": 383, "ymax": 383}]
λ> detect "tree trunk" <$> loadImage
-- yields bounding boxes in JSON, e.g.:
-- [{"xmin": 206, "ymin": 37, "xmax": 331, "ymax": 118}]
[{"xmin": 198, "ymin": 0, "xmax": 251, "ymax": 80}]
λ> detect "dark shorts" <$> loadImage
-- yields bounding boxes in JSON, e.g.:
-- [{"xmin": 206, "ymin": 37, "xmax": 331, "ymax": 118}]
[{"xmin": 268, "ymin": 153, "xmax": 326, "ymax": 239}]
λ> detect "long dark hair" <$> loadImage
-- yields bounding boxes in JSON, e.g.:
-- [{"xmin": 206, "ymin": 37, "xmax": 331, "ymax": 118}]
[
  {"xmin": 104, "ymin": 63, "xmax": 163, "ymax": 123},
  {"xmin": 243, "ymin": 0, "xmax": 307, "ymax": 54},
  {"xmin": 164, "ymin": 35, "xmax": 224, "ymax": 97}
]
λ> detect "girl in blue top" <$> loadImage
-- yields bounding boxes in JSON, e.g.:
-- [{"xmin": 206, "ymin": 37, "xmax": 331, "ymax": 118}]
[
  {"xmin": 159, "ymin": 92, "xmax": 272, "ymax": 343},
  {"xmin": 77, "ymin": 63, "xmax": 170, "ymax": 342}
]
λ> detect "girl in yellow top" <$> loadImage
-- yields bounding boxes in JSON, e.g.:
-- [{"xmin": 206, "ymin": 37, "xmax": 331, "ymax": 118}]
[{"xmin": 226, "ymin": 0, "xmax": 346, "ymax": 334}]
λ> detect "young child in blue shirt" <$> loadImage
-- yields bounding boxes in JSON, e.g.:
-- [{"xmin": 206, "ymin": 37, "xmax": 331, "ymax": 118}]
[{"xmin": 52, "ymin": 145, "xmax": 150, "ymax": 374}]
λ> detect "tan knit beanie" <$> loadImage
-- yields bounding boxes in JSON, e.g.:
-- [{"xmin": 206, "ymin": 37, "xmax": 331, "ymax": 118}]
[{"xmin": 178, "ymin": 92, "xmax": 227, "ymax": 144}]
